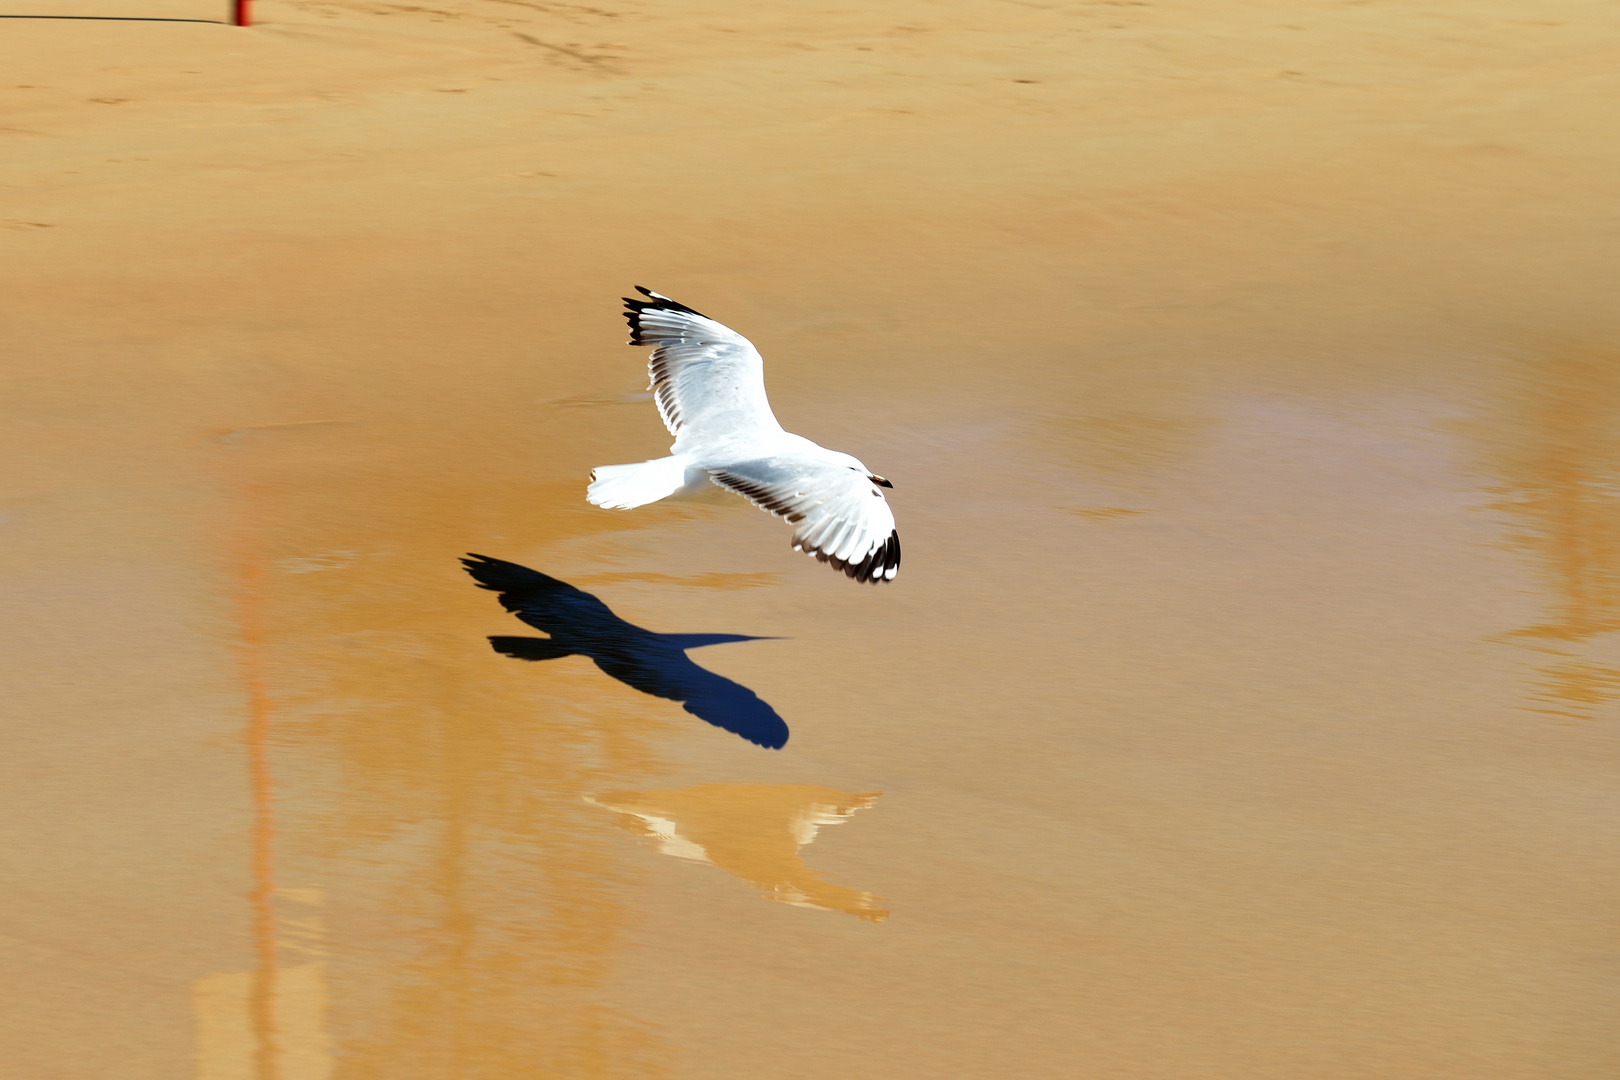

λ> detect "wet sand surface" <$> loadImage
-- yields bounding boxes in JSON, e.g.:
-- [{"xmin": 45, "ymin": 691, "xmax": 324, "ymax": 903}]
[{"xmin": 3, "ymin": 1, "xmax": 1620, "ymax": 1077}]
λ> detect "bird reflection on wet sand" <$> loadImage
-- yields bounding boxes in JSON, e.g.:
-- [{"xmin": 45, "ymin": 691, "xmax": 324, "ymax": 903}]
[
  {"xmin": 587, "ymin": 784, "xmax": 887, "ymax": 921},
  {"xmin": 462, "ymin": 554, "xmax": 789, "ymax": 748}
]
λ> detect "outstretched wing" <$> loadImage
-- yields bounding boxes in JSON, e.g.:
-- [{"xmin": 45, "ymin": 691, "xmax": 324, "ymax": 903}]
[
  {"xmin": 710, "ymin": 456, "xmax": 901, "ymax": 584},
  {"xmin": 462, "ymin": 553, "xmax": 618, "ymax": 635},
  {"xmin": 593, "ymin": 651, "xmax": 790, "ymax": 750},
  {"xmin": 623, "ymin": 288, "xmax": 783, "ymax": 444}
]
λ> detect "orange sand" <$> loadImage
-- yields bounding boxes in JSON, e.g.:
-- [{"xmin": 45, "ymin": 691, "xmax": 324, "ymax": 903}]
[{"xmin": 2, "ymin": 1, "xmax": 1619, "ymax": 1077}]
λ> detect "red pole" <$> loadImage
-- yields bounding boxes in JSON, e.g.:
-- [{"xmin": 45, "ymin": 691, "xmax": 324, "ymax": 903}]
[{"xmin": 234, "ymin": 0, "xmax": 251, "ymax": 26}]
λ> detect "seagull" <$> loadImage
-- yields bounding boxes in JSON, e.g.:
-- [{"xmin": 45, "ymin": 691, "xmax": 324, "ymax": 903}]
[{"xmin": 586, "ymin": 288, "xmax": 900, "ymax": 584}]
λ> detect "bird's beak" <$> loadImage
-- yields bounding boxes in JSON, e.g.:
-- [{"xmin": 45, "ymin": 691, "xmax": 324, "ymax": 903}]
[{"xmin": 871, "ymin": 475, "xmax": 893, "ymax": 489}]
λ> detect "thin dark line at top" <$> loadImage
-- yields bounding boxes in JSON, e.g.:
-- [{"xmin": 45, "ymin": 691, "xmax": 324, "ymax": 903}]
[{"xmin": 0, "ymin": 14, "xmax": 225, "ymax": 22}]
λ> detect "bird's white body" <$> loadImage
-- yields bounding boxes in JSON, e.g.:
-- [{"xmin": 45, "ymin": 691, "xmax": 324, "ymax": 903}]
[{"xmin": 587, "ymin": 289, "xmax": 900, "ymax": 584}]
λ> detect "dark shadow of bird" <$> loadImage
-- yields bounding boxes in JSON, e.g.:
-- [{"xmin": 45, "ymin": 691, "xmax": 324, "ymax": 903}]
[{"xmin": 461, "ymin": 554, "xmax": 789, "ymax": 749}]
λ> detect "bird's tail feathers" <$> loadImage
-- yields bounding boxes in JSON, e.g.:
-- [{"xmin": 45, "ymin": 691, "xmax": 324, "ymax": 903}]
[{"xmin": 587, "ymin": 456, "xmax": 691, "ymax": 509}]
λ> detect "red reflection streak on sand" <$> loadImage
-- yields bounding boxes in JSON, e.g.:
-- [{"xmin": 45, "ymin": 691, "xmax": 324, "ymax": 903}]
[{"xmin": 229, "ymin": 481, "xmax": 280, "ymax": 1080}]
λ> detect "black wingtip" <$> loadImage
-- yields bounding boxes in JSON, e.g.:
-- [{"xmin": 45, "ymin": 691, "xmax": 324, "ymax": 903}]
[
  {"xmin": 622, "ymin": 287, "xmax": 711, "ymax": 322},
  {"xmin": 623, "ymin": 287, "xmax": 715, "ymax": 348},
  {"xmin": 801, "ymin": 529, "xmax": 901, "ymax": 584}
]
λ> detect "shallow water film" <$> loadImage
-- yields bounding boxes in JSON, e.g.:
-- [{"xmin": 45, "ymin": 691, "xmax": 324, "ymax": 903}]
[{"xmin": 2, "ymin": 2, "xmax": 1619, "ymax": 1078}]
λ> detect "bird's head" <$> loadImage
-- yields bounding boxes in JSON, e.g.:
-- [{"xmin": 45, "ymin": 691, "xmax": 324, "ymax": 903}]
[{"xmin": 831, "ymin": 451, "xmax": 894, "ymax": 490}]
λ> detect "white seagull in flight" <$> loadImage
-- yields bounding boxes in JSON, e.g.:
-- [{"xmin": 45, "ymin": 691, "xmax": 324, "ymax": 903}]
[{"xmin": 587, "ymin": 288, "xmax": 901, "ymax": 584}]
